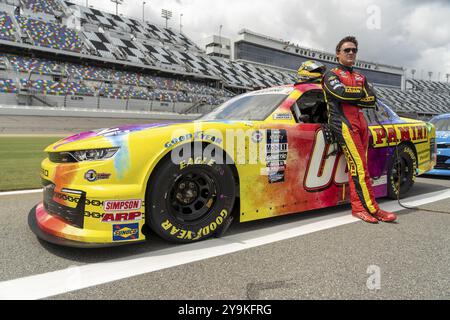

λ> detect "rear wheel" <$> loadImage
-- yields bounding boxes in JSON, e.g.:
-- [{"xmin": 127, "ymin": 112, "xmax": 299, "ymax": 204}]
[
  {"xmin": 146, "ymin": 145, "xmax": 236, "ymax": 243},
  {"xmin": 387, "ymin": 144, "xmax": 417, "ymax": 199}
]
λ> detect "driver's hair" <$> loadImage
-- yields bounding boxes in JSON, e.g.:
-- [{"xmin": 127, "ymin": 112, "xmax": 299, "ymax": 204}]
[{"xmin": 336, "ymin": 36, "xmax": 358, "ymax": 54}]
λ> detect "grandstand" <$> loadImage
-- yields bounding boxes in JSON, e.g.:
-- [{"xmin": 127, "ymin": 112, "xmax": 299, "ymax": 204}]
[
  {"xmin": 374, "ymin": 79, "xmax": 450, "ymax": 119},
  {"xmin": 0, "ymin": 0, "xmax": 448, "ymax": 118}
]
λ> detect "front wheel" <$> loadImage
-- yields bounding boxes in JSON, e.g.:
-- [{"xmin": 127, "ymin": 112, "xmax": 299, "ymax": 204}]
[
  {"xmin": 146, "ymin": 146, "xmax": 236, "ymax": 243},
  {"xmin": 387, "ymin": 144, "xmax": 417, "ymax": 199}
]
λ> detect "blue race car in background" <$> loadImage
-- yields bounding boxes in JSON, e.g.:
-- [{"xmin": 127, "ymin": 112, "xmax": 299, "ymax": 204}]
[{"xmin": 427, "ymin": 113, "xmax": 450, "ymax": 176}]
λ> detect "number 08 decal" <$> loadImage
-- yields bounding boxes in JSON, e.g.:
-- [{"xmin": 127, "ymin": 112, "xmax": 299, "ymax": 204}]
[{"xmin": 304, "ymin": 129, "xmax": 349, "ymax": 191}]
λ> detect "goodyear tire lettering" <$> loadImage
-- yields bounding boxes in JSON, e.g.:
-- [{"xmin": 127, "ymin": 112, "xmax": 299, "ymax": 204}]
[{"xmin": 158, "ymin": 209, "xmax": 229, "ymax": 241}]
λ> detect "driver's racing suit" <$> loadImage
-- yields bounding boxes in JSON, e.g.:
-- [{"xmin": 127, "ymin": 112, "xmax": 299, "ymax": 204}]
[{"xmin": 322, "ymin": 64, "xmax": 396, "ymax": 222}]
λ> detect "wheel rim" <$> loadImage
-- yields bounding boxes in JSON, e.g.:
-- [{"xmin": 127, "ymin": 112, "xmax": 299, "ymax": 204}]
[
  {"xmin": 167, "ymin": 168, "xmax": 218, "ymax": 223},
  {"xmin": 392, "ymin": 155, "xmax": 411, "ymax": 193}
]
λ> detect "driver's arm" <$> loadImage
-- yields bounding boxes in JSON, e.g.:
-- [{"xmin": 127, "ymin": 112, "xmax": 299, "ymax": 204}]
[{"xmin": 355, "ymin": 79, "xmax": 377, "ymax": 108}]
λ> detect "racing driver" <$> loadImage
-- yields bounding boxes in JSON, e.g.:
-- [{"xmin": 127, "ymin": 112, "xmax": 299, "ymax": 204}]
[{"xmin": 322, "ymin": 36, "xmax": 397, "ymax": 223}]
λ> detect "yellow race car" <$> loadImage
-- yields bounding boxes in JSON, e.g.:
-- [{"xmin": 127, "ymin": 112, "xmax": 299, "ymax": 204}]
[{"xmin": 29, "ymin": 83, "xmax": 437, "ymax": 247}]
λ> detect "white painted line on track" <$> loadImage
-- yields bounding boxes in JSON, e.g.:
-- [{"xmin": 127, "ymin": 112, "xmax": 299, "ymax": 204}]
[
  {"xmin": 0, "ymin": 189, "xmax": 42, "ymax": 197},
  {"xmin": 1, "ymin": 189, "xmax": 449, "ymax": 300}
]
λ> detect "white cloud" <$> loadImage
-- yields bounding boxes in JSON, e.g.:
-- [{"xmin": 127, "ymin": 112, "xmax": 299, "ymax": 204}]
[{"xmin": 76, "ymin": 0, "xmax": 450, "ymax": 78}]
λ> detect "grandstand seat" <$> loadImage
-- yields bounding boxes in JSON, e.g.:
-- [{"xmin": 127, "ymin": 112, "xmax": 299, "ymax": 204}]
[
  {"xmin": 22, "ymin": 0, "xmax": 63, "ymax": 15},
  {"xmin": 0, "ymin": 11, "xmax": 16, "ymax": 41},
  {"xmin": 17, "ymin": 16, "xmax": 83, "ymax": 53},
  {"xmin": 20, "ymin": 79, "xmax": 65, "ymax": 95},
  {"xmin": 8, "ymin": 55, "xmax": 62, "ymax": 75},
  {"xmin": 0, "ymin": 79, "xmax": 17, "ymax": 93}
]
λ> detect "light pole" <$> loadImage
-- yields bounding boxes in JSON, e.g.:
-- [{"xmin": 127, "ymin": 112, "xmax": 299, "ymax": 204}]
[
  {"xmin": 428, "ymin": 71, "xmax": 432, "ymax": 81},
  {"xmin": 219, "ymin": 24, "xmax": 223, "ymax": 57},
  {"xmin": 446, "ymin": 74, "xmax": 449, "ymax": 83},
  {"xmin": 180, "ymin": 13, "xmax": 183, "ymax": 33},
  {"xmin": 110, "ymin": 0, "xmax": 123, "ymax": 16},
  {"xmin": 411, "ymin": 69, "xmax": 416, "ymax": 80},
  {"xmin": 142, "ymin": 1, "xmax": 146, "ymax": 22},
  {"xmin": 161, "ymin": 9, "xmax": 172, "ymax": 29}
]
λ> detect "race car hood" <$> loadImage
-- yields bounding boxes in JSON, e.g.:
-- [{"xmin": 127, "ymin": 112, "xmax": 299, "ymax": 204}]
[
  {"xmin": 46, "ymin": 123, "xmax": 180, "ymax": 152},
  {"xmin": 45, "ymin": 120, "xmax": 257, "ymax": 153}
]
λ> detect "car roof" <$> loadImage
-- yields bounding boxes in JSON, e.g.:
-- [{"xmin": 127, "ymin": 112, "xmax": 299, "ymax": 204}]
[{"xmin": 431, "ymin": 113, "xmax": 450, "ymax": 120}]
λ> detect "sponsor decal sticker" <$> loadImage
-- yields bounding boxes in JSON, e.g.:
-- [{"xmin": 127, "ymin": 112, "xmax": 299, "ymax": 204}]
[
  {"xmin": 252, "ymin": 130, "xmax": 264, "ymax": 143},
  {"xmin": 113, "ymin": 223, "xmax": 139, "ymax": 241},
  {"xmin": 273, "ymin": 113, "xmax": 292, "ymax": 120},
  {"xmin": 265, "ymin": 129, "xmax": 288, "ymax": 183},
  {"xmin": 160, "ymin": 209, "xmax": 228, "ymax": 241},
  {"xmin": 164, "ymin": 131, "xmax": 223, "ymax": 148},
  {"xmin": 84, "ymin": 170, "xmax": 111, "ymax": 182},
  {"xmin": 104, "ymin": 199, "xmax": 142, "ymax": 212},
  {"xmin": 102, "ymin": 212, "xmax": 142, "ymax": 223},
  {"xmin": 179, "ymin": 157, "xmax": 216, "ymax": 169}
]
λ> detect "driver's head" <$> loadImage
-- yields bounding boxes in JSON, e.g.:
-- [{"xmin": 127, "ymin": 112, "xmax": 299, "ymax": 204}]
[{"xmin": 336, "ymin": 36, "xmax": 358, "ymax": 67}]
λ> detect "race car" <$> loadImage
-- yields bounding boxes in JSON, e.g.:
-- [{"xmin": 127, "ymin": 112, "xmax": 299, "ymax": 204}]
[
  {"xmin": 29, "ymin": 83, "xmax": 437, "ymax": 247},
  {"xmin": 426, "ymin": 113, "xmax": 450, "ymax": 176}
]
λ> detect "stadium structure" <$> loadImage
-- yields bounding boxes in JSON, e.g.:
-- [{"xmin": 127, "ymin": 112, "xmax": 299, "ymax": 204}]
[{"xmin": 0, "ymin": 0, "xmax": 449, "ymax": 118}]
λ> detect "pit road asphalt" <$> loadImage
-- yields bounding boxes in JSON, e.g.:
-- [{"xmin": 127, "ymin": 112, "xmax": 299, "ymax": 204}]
[{"xmin": 0, "ymin": 176, "xmax": 449, "ymax": 300}]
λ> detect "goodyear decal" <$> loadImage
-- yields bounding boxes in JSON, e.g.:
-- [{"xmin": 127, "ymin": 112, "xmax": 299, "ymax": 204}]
[
  {"xmin": 160, "ymin": 209, "xmax": 228, "ymax": 241},
  {"xmin": 370, "ymin": 124, "xmax": 428, "ymax": 148},
  {"xmin": 164, "ymin": 131, "xmax": 223, "ymax": 148}
]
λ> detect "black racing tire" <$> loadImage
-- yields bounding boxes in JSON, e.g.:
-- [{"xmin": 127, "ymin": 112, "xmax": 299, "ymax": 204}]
[
  {"xmin": 146, "ymin": 144, "xmax": 236, "ymax": 243},
  {"xmin": 387, "ymin": 144, "xmax": 417, "ymax": 199}
]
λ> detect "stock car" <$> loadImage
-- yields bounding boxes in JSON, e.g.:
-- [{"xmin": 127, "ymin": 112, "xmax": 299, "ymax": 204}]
[
  {"xmin": 29, "ymin": 83, "xmax": 437, "ymax": 247},
  {"xmin": 426, "ymin": 113, "xmax": 450, "ymax": 176}
]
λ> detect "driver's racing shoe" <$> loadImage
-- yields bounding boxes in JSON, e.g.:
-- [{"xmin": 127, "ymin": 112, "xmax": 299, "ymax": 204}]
[
  {"xmin": 373, "ymin": 209, "xmax": 397, "ymax": 222},
  {"xmin": 352, "ymin": 211, "xmax": 378, "ymax": 224}
]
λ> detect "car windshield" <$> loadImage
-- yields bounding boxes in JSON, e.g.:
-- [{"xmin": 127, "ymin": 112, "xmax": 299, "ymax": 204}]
[
  {"xmin": 200, "ymin": 90, "xmax": 290, "ymax": 121},
  {"xmin": 430, "ymin": 117, "xmax": 450, "ymax": 131},
  {"xmin": 377, "ymin": 100, "xmax": 399, "ymax": 119}
]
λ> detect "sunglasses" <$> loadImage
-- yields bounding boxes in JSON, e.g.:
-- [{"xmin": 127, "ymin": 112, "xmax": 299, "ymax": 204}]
[{"xmin": 342, "ymin": 48, "xmax": 358, "ymax": 54}]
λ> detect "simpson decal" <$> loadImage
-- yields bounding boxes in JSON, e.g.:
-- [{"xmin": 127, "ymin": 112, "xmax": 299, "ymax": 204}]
[{"xmin": 104, "ymin": 200, "xmax": 142, "ymax": 212}]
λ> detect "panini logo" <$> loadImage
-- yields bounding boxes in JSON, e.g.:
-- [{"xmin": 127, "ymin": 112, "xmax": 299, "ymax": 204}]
[
  {"xmin": 113, "ymin": 223, "xmax": 139, "ymax": 241},
  {"xmin": 104, "ymin": 200, "xmax": 142, "ymax": 212},
  {"xmin": 370, "ymin": 124, "xmax": 428, "ymax": 148}
]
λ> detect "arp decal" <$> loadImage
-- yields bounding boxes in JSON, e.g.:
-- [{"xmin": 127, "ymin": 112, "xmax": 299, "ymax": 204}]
[{"xmin": 102, "ymin": 212, "xmax": 142, "ymax": 223}]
